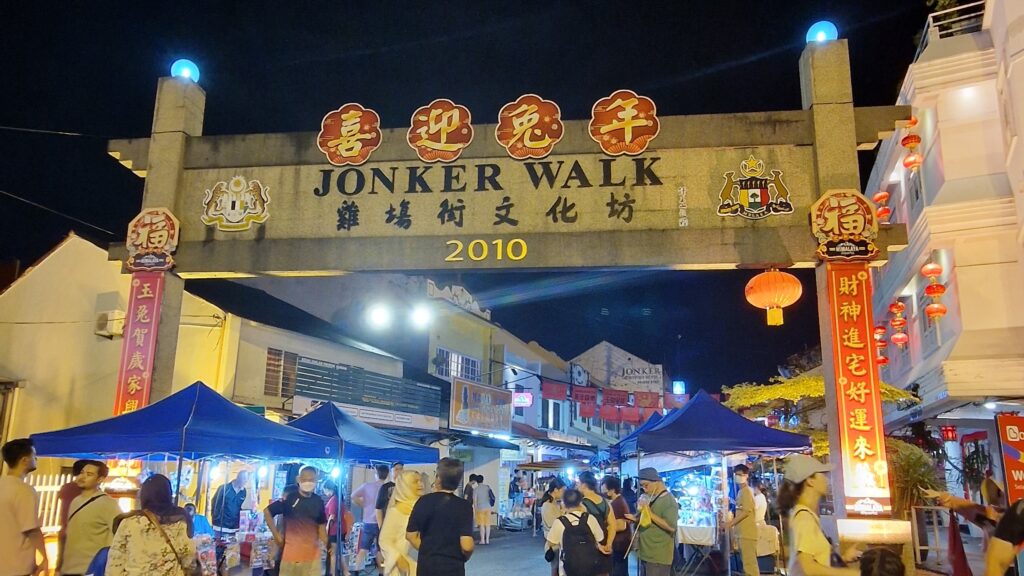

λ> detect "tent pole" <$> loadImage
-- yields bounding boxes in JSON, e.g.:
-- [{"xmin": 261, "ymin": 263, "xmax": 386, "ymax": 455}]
[
  {"xmin": 335, "ymin": 439, "xmax": 345, "ymax": 576},
  {"xmin": 173, "ymin": 451, "xmax": 185, "ymax": 506},
  {"xmin": 721, "ymin": 455, "xmax": 731, "ymax": 576}
]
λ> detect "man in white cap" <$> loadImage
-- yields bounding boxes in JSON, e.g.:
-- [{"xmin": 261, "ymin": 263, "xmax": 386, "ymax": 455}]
[{"xmin": 636, "ymin": 467, "xmax": 677, "ymax": 576}]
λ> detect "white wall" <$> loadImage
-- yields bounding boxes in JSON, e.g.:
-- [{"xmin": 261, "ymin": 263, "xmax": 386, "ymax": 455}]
[{"xmin": 231, "ymin": 319, "xmax": 403, "ymax": 407}]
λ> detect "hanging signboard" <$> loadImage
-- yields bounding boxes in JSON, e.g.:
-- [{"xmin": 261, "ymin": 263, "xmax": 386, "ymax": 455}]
[
  {"xmin": 811, "ymin": 189, "xmax": 879, "ymax": 261},
  {"xmin": 450, "ymin": 378, "xmax": 512, "ymax": 435},
  {"xmin": 113, "ymin": 272, "xmax": 165, "ymax": 414},
  {"xmin": 996, "ymin": 414, "xmax": 1024, "ymax": 504},
  {"xmin": 125, "ymin": 208, "xmax": 179, "ymax": 272},
  {"xmin": 825, "ymin": 262, "xmax": 891, "ymax": 516}
]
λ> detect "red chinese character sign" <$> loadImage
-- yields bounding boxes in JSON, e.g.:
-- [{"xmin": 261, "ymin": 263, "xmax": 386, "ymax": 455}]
[
  {"xmin": 589, "ymin": 89, "xmax": 659, "ymax": 156},
  {"xmin": 318, "ymin": 103, "xmax": 382, "ymax": 166},
  {"xmin": 408, "ymin": 99, "xmax": 474, "ymax": 162},
  {"xmin": 995, "ymin": 414, "xmax": 1024, "ymax": 504},
  {"xmin": 825, "ymin": 262, "xmax": 891, "ymax": 516},
  {"xmin": 114, "ymin": 272, "xmax": 165, "ymax": 415},
  {"xmin": 811, "ymin": 189, "xmax": 880, "ymax": 261},
  {"xmin": 495, "ymin": 94, "xmax": 563, "ymax": 159},
  {"xmin": 126, "ymin": 208, "xmax": 179, "ymax": 272}
]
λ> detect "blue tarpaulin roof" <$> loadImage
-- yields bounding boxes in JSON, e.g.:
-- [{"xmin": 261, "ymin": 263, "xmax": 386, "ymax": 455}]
[
  {"xmin": 31, "ymin": 382, "xmax": 336, "ymax": 460},
  {"xmin": 622, "ymin": 390, "xmax": 810, "ymax": 455},
  {"xmin": 287, "ymin": 402, "xmax": 439, "ymax": 464}
]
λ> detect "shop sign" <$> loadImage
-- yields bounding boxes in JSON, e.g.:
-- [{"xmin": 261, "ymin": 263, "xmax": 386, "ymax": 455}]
[
  {"xmin": 512, "ymin": 392, "xmax": 534, "ymax": 408},
  {"xmin": 541, "ymin": 380, "xmax": 568, "ymax": 400},
  {"xmin": 201, "ymin": 176, "xmax": 270, "ymax": 231},
  {"xmin": 811, "ymin": 189, "xmax": 879, "ymax": 261},
  {"xmin": 602, "ymin": 389, "xmax": 629, "ymax": 406},
  {"xmin": 126, "ymin": 208, "xmax": 179, "ymax": 272},
  {"xmin": 450, "ymin": 378, "xmax": 512, "ymax": 435},
  {"xmin": 995, "ymin": 414, "xmax": 1024, "ymax": 504},
  {"xmin": 612, "ymin": 363, "xmax": 664, "ymax": 392},
  {"xmin": 825, "ymin": 262, "xmax": 891, "ymax": 516},
  {"xmin": 113, "ymin": 272, "xmax": 165, "ymax": 414},
  {"xmin": 572, "ymin": 386, "xmax": 597, "ymax": 404},
  {"xmin": 717, "ymin": 155, "xmax": 794, "ymax": 220}
]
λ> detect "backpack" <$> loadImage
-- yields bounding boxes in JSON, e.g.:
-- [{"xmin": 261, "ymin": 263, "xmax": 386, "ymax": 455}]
[
  {"xmin": 488, "ymin": 487, "xmax": 496, "ymax": 507},
  {"xmin": 559, "ymin": 513, "xmax": 603, "ymax": 576}
]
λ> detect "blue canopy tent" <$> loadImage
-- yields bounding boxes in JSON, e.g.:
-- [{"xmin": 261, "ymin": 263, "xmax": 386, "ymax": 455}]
[
  {"xmin": 287, "ymin": 402, "xmax": 439, "ymax": 464},
  {"xmin": 31, "ymin": 382, "xmax": 336, "ymax": 460},
  {"xmin": 607, "ymin": 410, "xmax": 664, "ymax": 461},
  {"xmin": 625, "ymin": 390, "xmax": 810, "ymax": 454}
]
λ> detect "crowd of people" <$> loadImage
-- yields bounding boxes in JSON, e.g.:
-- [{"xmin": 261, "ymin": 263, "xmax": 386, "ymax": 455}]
[{"xmin": 6, "ymin": 434, "xmax": 1024, "ymax": 576}]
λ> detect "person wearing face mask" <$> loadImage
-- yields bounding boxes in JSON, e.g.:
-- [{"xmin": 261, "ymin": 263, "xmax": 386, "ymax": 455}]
[
  {"xmin": 264, "ymin": 467, "xmax": 328, "ymax": 576},
  {"xmin": 723, "ymin": 464, "xmax": 758, "ymax": 576},
  {"xmin": 635, "ymin": 468, "xmax": 678, "ymax": 576}
]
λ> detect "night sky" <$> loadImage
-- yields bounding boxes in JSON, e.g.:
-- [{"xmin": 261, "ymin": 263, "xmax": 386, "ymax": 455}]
[{"xmin": 0, "ymin": 1, "xmax": 929, "ymax": 390}]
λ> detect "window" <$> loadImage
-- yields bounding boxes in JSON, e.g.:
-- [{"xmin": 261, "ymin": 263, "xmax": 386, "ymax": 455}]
[
  {"xmin": 541, "ymin": 399, "xmax": 562, "ymax": 430},
  {"xmin": 264, "ymin": 348, "xmax": 297, "ymax": 398},
  {"xmin": 514, "ymin": 384, "xmax": 525, "ymax": 418},
  {"xmin": 434, "ymin": 347, "xmax": 481, "ymax": 382}
]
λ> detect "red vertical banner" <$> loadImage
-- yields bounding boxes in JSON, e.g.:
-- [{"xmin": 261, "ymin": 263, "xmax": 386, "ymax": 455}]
[
  {"xmin": 995, "ymin": 414, "xmax": 1024, "ymax": 504},
  {"xmin": 826, "ymin": 262, "xmax": 891, "ymax": 516},
  {"xmin": 114, "ymin": 272, "xmax": 165, "ymax": 415}
]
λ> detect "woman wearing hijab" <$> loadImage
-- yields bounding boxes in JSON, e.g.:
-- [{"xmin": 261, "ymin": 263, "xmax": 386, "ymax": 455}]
[
  {"xmin": 378, "ymin": 470, "xmax": 423, "ymax": 576},
  {"xmin": 107, "ymin": 474, "xmax": 196, "ymax": 576}
]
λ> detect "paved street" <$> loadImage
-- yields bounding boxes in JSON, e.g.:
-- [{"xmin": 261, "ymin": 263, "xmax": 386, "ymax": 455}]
[{"xmin": 466, "ymin": 530, "xmax": 551, "ymax": 575}]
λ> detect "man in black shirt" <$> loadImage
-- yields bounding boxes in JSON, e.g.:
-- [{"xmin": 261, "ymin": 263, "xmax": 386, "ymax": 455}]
[
  {"xmin": 406, "ymin": 458, "xmax": 474, "ymax": 576},
  {"xmin": 375, "ymin": 461, "xmax": 404, "ymax": 526},
  {"xmin": 987, "ymin": 498, "xmax": 1024, "ymax": 576},
  {"xmin": 264, "ymin": 467, "xmax": 328, "ymax": 576},
  {"xmin": 212, "ymin": 470, "xmax": 250, "ymax": 537}
]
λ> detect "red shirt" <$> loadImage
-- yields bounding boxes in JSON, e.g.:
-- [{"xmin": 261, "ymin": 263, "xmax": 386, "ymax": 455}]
[
  {"xmin": 58, "ymin": 482, "xmax": 82, "ymax": 532},
  {"xmin": 610, "ymin": 495, "xmax": 633, "ymax": 553}
]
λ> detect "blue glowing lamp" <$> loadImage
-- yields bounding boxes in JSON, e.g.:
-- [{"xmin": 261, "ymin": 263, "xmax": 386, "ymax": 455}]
[
  {"xmin": 806, "ymin": 21, "xmax": 839, "ymax": 44},
  {"xmin": 170, "ymin": 59, "xmax": 200, "ymax": 82}
]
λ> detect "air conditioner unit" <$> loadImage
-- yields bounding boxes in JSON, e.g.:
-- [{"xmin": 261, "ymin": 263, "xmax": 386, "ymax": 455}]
[{"xmin": 95, "ymin": 309, "xmax": 126, "ymax": 338}]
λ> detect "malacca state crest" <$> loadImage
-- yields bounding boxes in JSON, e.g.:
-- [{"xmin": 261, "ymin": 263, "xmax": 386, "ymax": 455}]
[
  {"xmin": 717, "ymin": 155, "xmax": 794, "ymax": 220},
  {"xmin": 201, "ymin": 176, "xmax": 270, "ymax": 232}
]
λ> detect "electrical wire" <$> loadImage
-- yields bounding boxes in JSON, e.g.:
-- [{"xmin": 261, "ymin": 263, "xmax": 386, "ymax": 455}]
[{"xmin": 0, "ymin": 189, "xmax": 117, "ymax": 236}]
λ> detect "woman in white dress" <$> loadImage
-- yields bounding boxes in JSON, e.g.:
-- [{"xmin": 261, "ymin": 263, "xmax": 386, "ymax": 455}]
[{"xmin": 378, "ymin": 471, "xmax": 423, "ymax": 576}]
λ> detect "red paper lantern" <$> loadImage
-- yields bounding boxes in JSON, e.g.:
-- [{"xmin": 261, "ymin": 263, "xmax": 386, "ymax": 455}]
[
  {"xmin": 745, "ymin": 269, "xmax": 803, "ymax": 326},
  {"xmin": 906, "ymin": 116, "xmax": 919, "ymax": 128},
  {"xmin": 920, "ymin": 262, "xmax": 943, "ymax": 280},
  {"xmin": 924, "ymin": 283, "xmax": 946, "ymax": 298},
  {"xmin": 875, "ymin": 339, "xmax": 888, "ymax": 350},
  {"xmin": 877, "ymin": 206, "xmax": 892, "ymax": 221},
  {"xmin": 891, "ymin": 332, "xmax": 910, "ymax": 347},
  {"xmin": 874, "ymin": 325, "xmax": 887, "ymax": 337},
  {"xmin": 889, "ymin": 301, "xmax": 906, "ymax": 315},
  {"xmin": 940, "ymin": 425, "xmax": 957, "ymax": 441},
  {"xmin": 876, "ymin": 356, "xmax": 889, "ymax": 366},
  {"xmin": 903, "ymin": 153, "xmax": 923, "ymax": 171},
  {"xmin": 872, "ymin": 191, "xmax": 890, "ymax": 205},
  {"xmin": 925, "ymin": 302, "xmax": 948, "ymax": 321},
  {"xmin": 901, "ymin": 134, "xmax": 922, "ymax": 150},
  {"xmin": 890, "ymin": 317, "xmax": 907, "ymax": 330}
]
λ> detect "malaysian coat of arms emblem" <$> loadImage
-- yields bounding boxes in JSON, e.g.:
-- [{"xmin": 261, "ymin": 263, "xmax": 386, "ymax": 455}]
[
  {"xmin": 202, "ymin": 176, "xmax": 270, "ymax": 231},
  {"xmin": 717, "ymin": 155, "xmax": 794, "ymax": 220}
]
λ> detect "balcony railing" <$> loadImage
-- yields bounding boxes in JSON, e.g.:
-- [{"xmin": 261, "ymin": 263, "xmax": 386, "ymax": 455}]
[{"xmin": 914, "ymin": 1, "xmax": 986, "ymax": 62}]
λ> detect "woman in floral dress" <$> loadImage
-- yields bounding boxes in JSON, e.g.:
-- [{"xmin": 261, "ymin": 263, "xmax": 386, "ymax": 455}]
[{"xmin": 107, "ymin": 474, "xmax": 196, "ymax": 576}]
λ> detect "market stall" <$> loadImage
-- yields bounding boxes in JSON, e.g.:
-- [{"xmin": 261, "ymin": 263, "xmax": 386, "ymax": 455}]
[
  {"xmin": 31, "ymin": 381, "xmax": 338, "ymax": 575},
  {"xmin": 615, "ymin": 390, "xmax": 811, "ymax": 576},
  {"xmin": 286, "ymin": 401, "xmax": 439, "ymax": 464}
]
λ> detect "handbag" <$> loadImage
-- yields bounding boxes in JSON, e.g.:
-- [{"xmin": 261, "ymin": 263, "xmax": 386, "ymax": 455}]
[{"xmin": 143, "ymin": 511, "xmax": 200, "ymax": 576}]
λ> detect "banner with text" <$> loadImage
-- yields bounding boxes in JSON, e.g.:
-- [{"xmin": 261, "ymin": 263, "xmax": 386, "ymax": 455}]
[
  {"xmin": 114, "ymin": 272, "xmax": 164, "ymax": 415},
  {"xmin": 450, "ymin": 378, "xmax": 512, "ymax": 435}
]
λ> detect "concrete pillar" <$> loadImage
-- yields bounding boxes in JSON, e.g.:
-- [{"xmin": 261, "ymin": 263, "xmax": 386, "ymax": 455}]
[
  {"xmin": 802, "ymin": 40, "xmax": 862, "ymax": 518},
  {"xmin": 143, "ymin": 77, "xmax": 206, "ymax": 401}
]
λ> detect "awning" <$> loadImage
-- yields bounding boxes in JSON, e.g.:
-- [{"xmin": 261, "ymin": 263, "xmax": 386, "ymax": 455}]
[{"xmin": 511, "ymin": 421, "xmax": 596, "ymax": 453}]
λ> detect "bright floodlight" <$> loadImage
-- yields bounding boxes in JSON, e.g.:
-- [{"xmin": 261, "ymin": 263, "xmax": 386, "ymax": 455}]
[
  {"xmin": 806, "ymin": 21, "xmax": 838, "ymax": 43},
  {"xmin": 672, "ymin": 380, "xmax": 686, "ymax": 395},
  {"xmin": 209, "ymin": 466, "xmax": 222, "ymax": 480},
  {"xmin": 411, "ymin": 304, "xmax": 433, "ymax": 329},
  {"xmin": 984, "ymin": 401, "xmax": 997, "ymax": 409},
  {"xmin": 331, "ymin": 467, "xmax": 341, "ymax": 479},
  {"xmin": 367, "ymin": 304, "xmax": 392, "ymax": 328},
  {"xmin": 170, "ymin": 59, "xmax": 200, "ymax": 82},
  {"xmin": 257, "ymin": 466, "xmax": 268, "ymax": 479}
]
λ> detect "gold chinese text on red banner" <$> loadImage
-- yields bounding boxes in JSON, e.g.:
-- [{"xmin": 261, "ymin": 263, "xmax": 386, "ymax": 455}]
[
  {"xmin": 826, "ymin": 262, "xmax": 891, "ymax": 516},
  {"xmin": 114, "ymin": 272, "xmax": 164, "ymax": 414}
]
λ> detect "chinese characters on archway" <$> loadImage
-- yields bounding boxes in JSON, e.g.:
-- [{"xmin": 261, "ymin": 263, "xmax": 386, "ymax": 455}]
[
  {"xmin": 314, "ymin": 91, "xmax": 666, "ymax": 234},
  {"xmin": 827, "ymin": 262, "xmax": 891, "ymax": 516},
  {"xmin": 113, "ymin": 272, "xmax": 165, "ymax": 415}
]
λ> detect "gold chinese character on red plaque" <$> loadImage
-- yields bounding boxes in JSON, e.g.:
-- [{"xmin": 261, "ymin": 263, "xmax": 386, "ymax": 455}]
[
  {"xmin": 589, "ymin": 89, "xmax": 659, "ymax": 156},
  {"xmin": 811, "ymin": 189, "xmax": 879, "ymax": 261},
  {"xmin": 495, "ymin": 94, "xmax": 563, "ymax": 159},
  {"xmin": 407, "ymin": 99, "xmax": 474, "ymax": 162},
  {"xmin": 126, "ymin": 208, "xmax": 179, "ymax": 272},
  {"xmin": 317, "ymin": 103, "xmax": 382, "ymax": 166}
]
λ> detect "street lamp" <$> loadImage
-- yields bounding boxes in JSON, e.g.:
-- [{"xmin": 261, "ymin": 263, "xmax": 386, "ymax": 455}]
[
  {"xmin": 170, "ymin": 59, "xmax": 200, "ymax": 82},
  {"xmin": 411, "ymin": 304, "xmax": 433, "ymax": 329},
  {"xmin": 806, "ymin": 21, "xmax": 839, "ymax": 44},
  {"xmin": 367, "ymin": 304, "xmax": 392, "ymax": 329}
]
